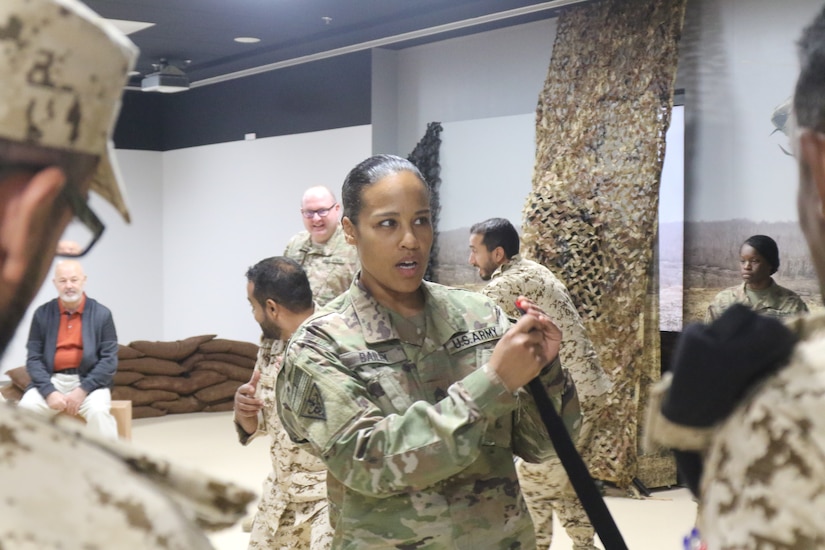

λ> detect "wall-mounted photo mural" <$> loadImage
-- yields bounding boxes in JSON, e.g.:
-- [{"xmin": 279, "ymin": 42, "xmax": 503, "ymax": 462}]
[
  {"xmin": 432, "ymin": 107, "xmax": 686, "ymax": 333},
  {"xmin": 683, "ymin": 97, "xmax": 822, "ymax": 324}
]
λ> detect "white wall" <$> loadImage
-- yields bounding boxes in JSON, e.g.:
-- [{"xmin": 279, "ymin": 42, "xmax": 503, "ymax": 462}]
[
  {"xmin": 386, "ymin": 18, "xmax": 558, "ymax": 156},
  {"xmin": 160, "ymin": 126, "xmax": 371, "ymax": 343},
  {"xmin": 439, "ymin": 114, "xmax": 536, "ymax": 231}
]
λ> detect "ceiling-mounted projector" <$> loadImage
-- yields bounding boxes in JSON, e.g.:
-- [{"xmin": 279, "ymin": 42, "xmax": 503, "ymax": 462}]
[{"xmin": 141, "ymin": 60, "xmax": 189, "ymax": 93}]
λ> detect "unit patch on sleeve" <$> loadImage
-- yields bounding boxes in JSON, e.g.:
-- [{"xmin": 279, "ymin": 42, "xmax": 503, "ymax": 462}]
[{"xmin": 300, "ymin": 382, "xmax": 327, "ymax": 420}]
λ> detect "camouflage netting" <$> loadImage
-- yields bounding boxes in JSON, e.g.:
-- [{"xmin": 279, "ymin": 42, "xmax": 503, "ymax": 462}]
[
  {"xmin": 521, "ymin": 0, "xmax": 686, "ymax": 488},
  {"xmin": 407, "ymin": 122, "xmax": 443, "ymax": 282}
]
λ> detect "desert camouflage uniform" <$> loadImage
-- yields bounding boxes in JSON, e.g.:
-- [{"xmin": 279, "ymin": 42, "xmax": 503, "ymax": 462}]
[
  {"xmin": 705, "ymin": 280, "xmax": 808, "ymax": 322},
  {"xmin": 283, "ymin": 226, "xmax": 359, "ymax": 307},
  {"xmin": 0, "ymin": 402, "xmax": 254, "ymax": 549},
  {"xmin": 649, "ymin": 312, "xmax": 825, "ymax": 549},
  {"xmin": 482, "ymin": 255, "xmax": 613, "ymax": 550},
  {"xmin": 277, "ymin": 276, "xmax": 581, "ymax": 550},
  {"xmin": 237, "ymin": 338, "xmax": 332, "ymax": 550}
]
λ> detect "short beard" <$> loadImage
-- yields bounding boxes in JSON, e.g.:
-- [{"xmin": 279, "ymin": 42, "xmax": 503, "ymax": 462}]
[
  {"xmin": 60, "ymin": 293, "xmax": 81, "ymax": 305},
  {"xmin": 259, "ymin": 319, "xmax": 282, "ymax": 341}
]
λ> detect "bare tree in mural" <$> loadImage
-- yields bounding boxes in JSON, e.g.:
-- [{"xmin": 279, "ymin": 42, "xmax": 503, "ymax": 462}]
[{"xmin": 407, "ymin": 122, "xmax": 443, "ymax": 282}]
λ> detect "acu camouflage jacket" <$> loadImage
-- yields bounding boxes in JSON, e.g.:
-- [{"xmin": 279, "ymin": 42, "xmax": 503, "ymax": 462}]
[
  {"xmin": 705, "ymin": 280, "xmax": 808, "ymax": 322},
  {"xmin": 283, "ymin": 225, "xmax": 359, "ymax": 307}
]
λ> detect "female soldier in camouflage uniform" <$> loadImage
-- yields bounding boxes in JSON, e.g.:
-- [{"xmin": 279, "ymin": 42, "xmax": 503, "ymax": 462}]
[
  {"xmin": 277, "ymin": 154, "xmax": 580, "ymax": 549},
  {"xmin": 705, "ymin": 234, "xmax": 808, "ymax": 321}
]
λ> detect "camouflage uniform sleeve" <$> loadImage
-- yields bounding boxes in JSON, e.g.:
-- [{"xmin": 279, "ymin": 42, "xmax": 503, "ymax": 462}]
[
  {"xmin": 481, "ymin": 273, "xmax": 583, "ymax": 461},
  {"xmin": 235, "ymin": 338, "xmax": 281, "ymax": 446},
  {"xmin": 483, "ymin": 271, "xmax": 610, "ymax": 395},
  {"xmin": 277, "ymin": 328, "xmax": 521, "ymax": 497},
  {"xmin": 700, "ymin": 347, "xmax": 825, "ymax": 547},
  {"xmin": 512, "ymin": 356, "xmax": 581, "ymax": 462},
  {"xmin": 283, "ymin": 232, "xmax": 302, "ymax": 257},
  {"xmin": 705, "ymin": 288, "xmax": 734, "ymax": 323},
  {"xmin": 786, "ymin": 293, "xmax": 809, "ymax": 315},
  {"xmin": 327, "ymin": 241, "xmax": 359, "ymax": 300}
]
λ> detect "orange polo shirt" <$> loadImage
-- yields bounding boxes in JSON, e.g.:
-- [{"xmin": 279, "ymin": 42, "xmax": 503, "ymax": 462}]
[{"xmin": 54, "ymin": 294, "xmax": 86, "ymax": 372}]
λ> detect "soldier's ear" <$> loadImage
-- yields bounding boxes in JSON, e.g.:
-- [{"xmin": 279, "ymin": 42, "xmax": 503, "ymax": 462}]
[
  {"xmin": 265, "ymin": 298, "xmax": 279, "ymax": 318},
  {"xmin": 342, "ymin": 217, "xmax": 357, "ymax": 245},
  {"xmin": 493, "ymin": 246, "xmax": 506, "ymax": 264}
]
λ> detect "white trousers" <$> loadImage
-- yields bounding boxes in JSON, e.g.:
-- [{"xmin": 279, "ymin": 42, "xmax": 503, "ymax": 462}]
[{"xmin": 18, "ymin": 373, "xmax": 118, "ymax": 440}]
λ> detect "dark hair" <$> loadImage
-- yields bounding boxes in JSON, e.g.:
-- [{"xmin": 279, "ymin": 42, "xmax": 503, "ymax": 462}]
[
  {"xmin": 341, "ymin": 154, "xmax": 427, "ymax": 226},
  {"xmin": 245, "ymin": 257, "xmax": 312, "ymax": 312},
  {"xmin": 469, "ymin": 217, "xmax": 520, "ymax": 259},
  {"xmin": 743, "ymin": 234, "xmax": 780, "ymax": 275},
  {"xmin": 795, "ymin": 6, "xmax": 825, "ymax": 132}
]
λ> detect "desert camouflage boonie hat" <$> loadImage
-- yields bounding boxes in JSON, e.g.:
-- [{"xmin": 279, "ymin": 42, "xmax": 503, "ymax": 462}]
[{"xmin": 0, "ymin": 0, "xmax": 138, "ymax": 222}]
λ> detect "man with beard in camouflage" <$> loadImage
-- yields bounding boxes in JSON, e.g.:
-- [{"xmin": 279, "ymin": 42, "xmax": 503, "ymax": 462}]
[
  {"xmin": 234, "ymin": 256, "xmax": 333, "ymax": 549},
  {"xmin": 469, "ymin": 217, "xmax": 614, "ymax": 550}
]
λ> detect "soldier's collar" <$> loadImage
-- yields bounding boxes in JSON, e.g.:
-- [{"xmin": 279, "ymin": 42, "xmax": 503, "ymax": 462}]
[
  {"xmin": 493, "ymin": 254, "xmax": 523, "ymax": 277},
  {"xmin": 349, "ymin": 279, "xmax": 470, "ymax": 345}
]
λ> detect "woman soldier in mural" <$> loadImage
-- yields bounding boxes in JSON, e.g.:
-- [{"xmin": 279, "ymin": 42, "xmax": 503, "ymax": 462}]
[{"xmin": 705, "ymin": 234, "xmax": 809, "ymax": 321}]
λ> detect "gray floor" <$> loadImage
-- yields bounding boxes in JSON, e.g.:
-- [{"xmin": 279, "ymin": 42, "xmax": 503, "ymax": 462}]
[{"xmin": 131, "ymin": 411, "xmax": 698, "ymax": 550}]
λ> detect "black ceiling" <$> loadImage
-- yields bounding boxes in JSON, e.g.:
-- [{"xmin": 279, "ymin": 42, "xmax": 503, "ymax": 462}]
[{"xmin": 83, "ymin": 0, "xmax": 583, "ymax": 90}]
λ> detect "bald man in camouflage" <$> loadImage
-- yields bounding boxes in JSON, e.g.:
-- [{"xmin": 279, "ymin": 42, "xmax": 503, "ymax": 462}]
[
  {"xmin": 284, "ymin": 186, "xmax": 359, "ymax": 306},
  {"xmin": 469, "ymin": 217, "xmax": 614, "ymax": 550},
  {"xmin": 0, "ymin": 1, "xmax": 252, "ymax": 546}
]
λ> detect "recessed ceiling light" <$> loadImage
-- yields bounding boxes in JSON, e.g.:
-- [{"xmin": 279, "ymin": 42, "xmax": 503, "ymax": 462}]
[{"xmin": 234, "ymin": 37, "xmax": 261, "ymax": 44}]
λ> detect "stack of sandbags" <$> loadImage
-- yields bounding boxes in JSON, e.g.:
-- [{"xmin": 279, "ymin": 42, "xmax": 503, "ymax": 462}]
[
  {"xmin": 113, "ymin": 335, "xmax": 258, "ymax": 418},
  {"xmin": 1, "ymin": 335, "xmax": 259, "ymax": 419},
  {"xmin": 1, "ymin": 369, "xmax": 25, "ymax": 402}
]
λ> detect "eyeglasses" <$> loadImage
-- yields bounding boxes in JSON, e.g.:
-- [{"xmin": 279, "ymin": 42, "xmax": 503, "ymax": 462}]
[
  {"xmin": 57, "ymin": 182, "xmax": 105, "ymax": 258},
  {"xmin": 55, "ymin": 276, "xmax": 84, "ymax": 286},
  {"xmin": 301, "ymin": 203, "xmax": 337, "ymax": 219}
]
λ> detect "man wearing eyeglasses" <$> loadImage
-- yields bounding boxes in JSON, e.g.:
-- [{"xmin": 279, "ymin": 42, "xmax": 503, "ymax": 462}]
[
  {"xmin": 284, "ymin": 186, "xmax": 359, "ymax": 306},
  {"xmin": 18, "ymin": 259, "xmax": 119, "ymax": 439}
]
